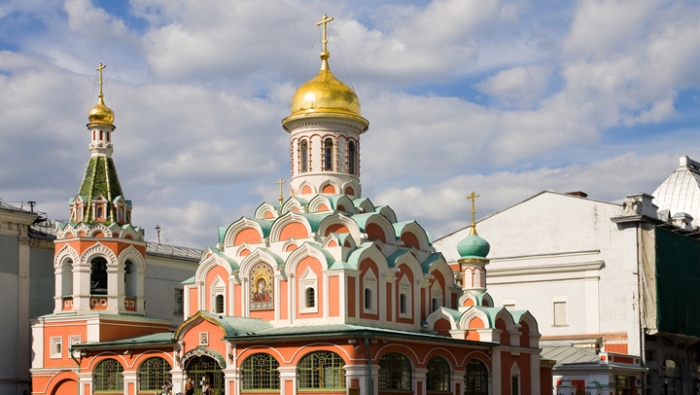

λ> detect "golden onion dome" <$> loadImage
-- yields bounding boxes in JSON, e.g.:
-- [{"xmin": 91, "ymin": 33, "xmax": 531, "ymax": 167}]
[
  {"xmin": 283, "ymin": 50, "xmax": 368, "ymax": 130},
  {"xmin": 88, "ymin": 95, "xmax": 115, "ymax": 125}
]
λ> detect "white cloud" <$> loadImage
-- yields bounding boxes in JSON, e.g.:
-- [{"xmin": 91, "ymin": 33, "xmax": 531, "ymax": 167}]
[
  {"xmin": 475, "ymin": 64, "xmax": 551, "ymax": 105},
  {"xmin": 374, "ymin": 152, "xmax": 680, "ymax": 239}
]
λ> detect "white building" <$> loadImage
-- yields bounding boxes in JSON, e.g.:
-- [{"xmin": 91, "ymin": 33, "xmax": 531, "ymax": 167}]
[{"xmin": 435, "ymin": 186, "xmax": 700, "ymax": 395}]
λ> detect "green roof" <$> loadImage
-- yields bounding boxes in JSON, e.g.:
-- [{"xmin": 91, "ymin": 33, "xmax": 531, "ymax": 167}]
[
  {"xmin": 76, "ymin": 156, "xmax": 124, "ymax": 225},
  {"xmin": 71, "ymin": 332, "xmax": 174, "ymax": 349}
]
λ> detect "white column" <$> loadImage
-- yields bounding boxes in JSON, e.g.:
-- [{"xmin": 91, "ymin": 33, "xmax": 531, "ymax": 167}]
[
  {"xmin": 123, "ymin": 370, "xmax": 137, "ymax": 395},
  {"xmin": 345, "ymin": 364, "xmax": 377, "ymax": 395},
  {"xmin": 78, "ymin": 372, "xmax": 92, "ymax": 395},
  {"xmin": 491, "ymin": 349, "xmax": 501, "ymax": 395},
  {"xmin": 414, "ymin": 367, "xmax": 428, "ymax": 395},
  {"xmin": 279, "ymin": 367, "xmax": 297, "ymax": 395},
  {"xmin": 453, "ymin": 369, "xmax": 466, "ymax": 395},
  {"xmin": 530, "ymin": 351, "xmax": 540, "ymax": 395}
]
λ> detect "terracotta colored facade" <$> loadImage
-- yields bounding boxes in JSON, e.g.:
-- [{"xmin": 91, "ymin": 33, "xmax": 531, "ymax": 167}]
[{"xmin": 30, "ymin": 18, "xmax": 552, "ymax": 395}]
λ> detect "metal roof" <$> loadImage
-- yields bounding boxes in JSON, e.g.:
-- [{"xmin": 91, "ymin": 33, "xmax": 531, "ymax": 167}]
[
  {"xmin": 146, "ymin": 242, "xmax": 202, "ymax": 261},
  {"xmin": 653, "ymin": 156, "xmax": 700, "ymax": 226}
]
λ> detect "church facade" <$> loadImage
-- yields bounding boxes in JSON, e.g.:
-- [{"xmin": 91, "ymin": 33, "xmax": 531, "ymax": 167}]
[{"xmin": 30, "ymin": 17, "xmax": 551, "ymax": 395}]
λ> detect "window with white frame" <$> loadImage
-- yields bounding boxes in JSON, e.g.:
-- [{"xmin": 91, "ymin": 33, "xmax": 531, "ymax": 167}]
[
  {"xmin": 50, "ymin": 337, "xmax": 62, "ymax": 358},
  {"xmin": 362, "ymin": 271, "xmax": 377, "ymax": 314},
  {"xmin": 431, "ymin": 282, "xmax": 443, "ymax": 312},
  {"xmin": 210, "ymin": 276, "xmax": 226, "ymax": 315},
  {"xmin": 553, "ymin": 297, "xmax": 567, "ymax": 326},
  {"xmin": 68, "ymin": 335, "xmax": 81, "ymax": 358},
  {"xmin": 398, "ymin": 276, "xmax": 411, "ymax": 318},
  {"xmin": 174, "ymin": 288, "xmax": 184, "ymax": 314},
  {"xmin": 300, "ymin": 268, "xmax": 318, "ymax": 314}
]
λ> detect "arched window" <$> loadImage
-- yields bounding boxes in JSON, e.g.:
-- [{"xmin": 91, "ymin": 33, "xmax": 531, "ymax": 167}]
[
  {"xmin": 138, "ymin": 357, "xmax": 171, "ymax": 392},
  {"xmin": 298, "ymin": 351, "xmax": 345, "ymax": 389},
  {"xmin": 348, "ymin": 141, "xmax": 356, "ymax": 174},
  {"xmin": 378, "ymin": 353, "xmax": 412, "ymax": 390},
  {"xmin": 96, "ymin": 205, "xmax": 103, "ymax": 219},
  {"xmin": 61, "ymin": 258, "xmax": 73, "ymax": 296},
  {"xmin": 124, "ymin": 260, "xmax": 136, "ymax": 297},
  {"xmin": 364, "ymin": 288, "xmax": 372, "ymax": 310},
  {"xmin": 186, "ymin": 356, "xmax": 224, "ymax": 394},
  {"xmin": 324, "ymin": 138, "xmax": 333, "ymax": 171},
  {"xmin": 242, "ymin": 353, "xmax": 280, "ymax": 389},
  {"xmin": 300, "ymin": 140, "xmax": 309, "ymax": 173},
  {"xmin": 464, "ymin": 359, "xmax": 488, "ymax": 395},
  {"xmin": 94, "ymin": 358, "xmax": 124, "ymax": 392},
  {"xmin": 305, "ymin": 287, "xmax": 315, "ymax": 308},
  {"xmin": 432, "ymin": 298, "xmax": 440, "ymax": 312},
  {"xmin": 426, "ymin": 356, "xmax": 451, "ymax": 392},
  {"xmin": 215, "ymin": 294, "xmax": 224, "ymax": 314},
  {"xmin": 399, "ymin": 293, "xmax": 407, "ymax": 314},
  {"xmin": 90, "ymin": 257, "xmax": 108, "ymax": 295}
]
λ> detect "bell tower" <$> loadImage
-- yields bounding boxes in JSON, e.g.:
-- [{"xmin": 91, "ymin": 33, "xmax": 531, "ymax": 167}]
[
  {"xmin": 282, "ymin": 14, "xmax": 369, "ymax": 199},
  {"xmin": 53, "ymin": 63, "xmax": 146, "ymax": 316}
]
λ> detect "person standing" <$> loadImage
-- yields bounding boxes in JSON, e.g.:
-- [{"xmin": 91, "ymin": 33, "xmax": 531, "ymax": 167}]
[{"xmin": 184, "ymin": 378, "xmax": 194, "ymax": 395}]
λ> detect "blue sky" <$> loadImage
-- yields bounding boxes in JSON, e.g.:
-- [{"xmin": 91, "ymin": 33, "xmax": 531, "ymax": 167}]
[{"xmin": 1, "ymin": 0, "xmax": 699, "ymax": 248}]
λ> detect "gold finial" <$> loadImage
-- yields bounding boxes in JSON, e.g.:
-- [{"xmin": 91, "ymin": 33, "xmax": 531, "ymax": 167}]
[
  {"xmin": 316, "ymin": 14, "xmax": 334, "ymax": 70},
  {"xmin": 88, "ymin": 63, "xmax": 114, "ymax": 124},
  {"xmin": 277, "ymin": 178, "xmax": 286, "ymax": 206},
  {"xmin": 466, "ymin": 192, "xmax": 480, "ymax": 235},
  {"xmin": 96, "ymin": 63, "xmax": 106, "ymax": 102}
]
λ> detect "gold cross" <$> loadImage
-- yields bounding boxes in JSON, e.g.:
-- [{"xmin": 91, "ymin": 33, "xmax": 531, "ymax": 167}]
[
  {"xmin": 96, "ymin": 63, "xmax": 106, "ymax": 98},
  {"xmin": 466, "ymin": 192, "xmax": 480, "ymax": 233},
  {"xmin": 276, "ymin": 178, "xmax": 285, "ymax": 205},
  {"xmin": 316, "ymin": 14, "xmax": 334, "ymax": 52}
]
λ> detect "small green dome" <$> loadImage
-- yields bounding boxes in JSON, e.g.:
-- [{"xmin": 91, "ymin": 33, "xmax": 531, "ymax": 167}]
[{"xmin": 457, "ymin": 231, "xmax": 490, "ymax": 259}]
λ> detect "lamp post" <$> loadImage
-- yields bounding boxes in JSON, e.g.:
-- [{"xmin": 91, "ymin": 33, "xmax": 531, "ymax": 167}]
[{"xmin": 663, "ymin": 377, "xmax": 669, "ymax": 395}]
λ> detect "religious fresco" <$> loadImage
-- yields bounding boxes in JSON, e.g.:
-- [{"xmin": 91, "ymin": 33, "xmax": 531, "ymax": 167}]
[{"xmin": 250, "ymin": 264, "xmax": 273, "ymax": 310}]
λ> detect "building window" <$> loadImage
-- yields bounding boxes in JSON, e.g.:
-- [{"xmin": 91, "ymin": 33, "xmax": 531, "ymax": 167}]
[
  {"xmin": 90, "ymin": 257, "xmax": 108, "ymax": 295},
  {"xmin": 300, "ymin": 140, "xmax": 309, "ymax": 173},
  {"xmin": 174, "ymin": 289, "xmax": 184, "ymax": 314},
  {"xmin": 511, "ymin": 376, "xmax": 519, "ymax": 395},
  {"xmin": 348, "ymin": 141, "xmax": 356, "ymax": 174},
  {"xmin": 305, "ymin": 287, "xmax": 315, "ymax": 308},
  {"xmin": 215, "ymin": 294, "xmax": 224, "ymax": 314},
  {"xmin": 464, "ymin": 359, "xmax": 488, "ymax": 395},
  {"xmin": 297, "ymin": 351, "xmax": 345, "ymax": 389},
  {"xmin": 398, "ymin": 276, "xmax": 411, "ymax": 318},
  {"xmin": 363, "ymin": 271, "xmax": 377, "ymax": 314},
  {"xmin": 300, "ymin": 268, "xmax": 318, "ymax": 313},
  {"xmin": 124, "ymin": 260, "xmax": 136, "ymax": 298},
  {"xmin": 242, "ymin": 353, "xmax": 280, "ymax": 389},
  {"xmin": 426, "ymin": 356, "xmax": 451, "ymax": 392},
  {"xmin": 94, "ymin": 358, "xmax": 124, "ymax": 392},
  {"xmin": 138, "ymin": 357, "xmax": 172, "ymax": 392},
  {"xmin": 96, "ymin": 205, "xmax": 103, "ymax": 219},
  {"xmin": 68, "ymin": 336, "xmax": 80, "ymax": 358},
  {"xmin": 61, "ymin": 258, "xmax": 73, "ymax": 297},
  {"xmin": 50, "ymin": 337, "xmax": 62, "ymax": 359},
  {"xmin": 553, "ymin": 300, "xmax": 567, "ymax": 326},
  {"xmin": 324, "ymin": 138, "xmax": 333, "ymax": 171},
  {"xmin": 378, "ymin": 352, "xmax": 412, "ymax": 390}
]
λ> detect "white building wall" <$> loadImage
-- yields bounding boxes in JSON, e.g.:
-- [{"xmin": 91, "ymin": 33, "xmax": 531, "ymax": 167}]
[{"xmin": 435, "ymin": 192, "xmax": 633, "ymax": 349}]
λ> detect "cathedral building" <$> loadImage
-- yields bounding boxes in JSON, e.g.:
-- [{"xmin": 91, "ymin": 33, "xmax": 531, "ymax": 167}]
[{"xmin": 30, "ymin": 17, "xmax": 551, "ymax": 395}]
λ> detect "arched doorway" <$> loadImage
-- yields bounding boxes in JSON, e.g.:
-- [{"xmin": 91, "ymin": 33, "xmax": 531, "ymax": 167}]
[{"xmin": 186, "ymin": 355, "xmax": 224, "ymax": 395}]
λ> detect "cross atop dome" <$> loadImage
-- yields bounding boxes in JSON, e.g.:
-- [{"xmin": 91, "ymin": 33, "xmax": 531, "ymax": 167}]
[{"xmin": 316, "ymin": 14, "xmax": 334, "ymax": 69}]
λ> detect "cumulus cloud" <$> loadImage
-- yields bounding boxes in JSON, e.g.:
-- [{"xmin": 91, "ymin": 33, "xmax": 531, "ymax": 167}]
[
  {"xmin": 1, "ymin": 0, "xmax": 700, "ymax": 250},
  {"xmin": 475, "ymin": 64, "xmax": 551, "ymax": 106}
]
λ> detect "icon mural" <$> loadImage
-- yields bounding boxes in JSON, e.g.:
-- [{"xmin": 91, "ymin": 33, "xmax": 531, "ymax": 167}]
[{"xmin": 250, "ymin": 264, "xmax": 273, "ymax": 310}]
